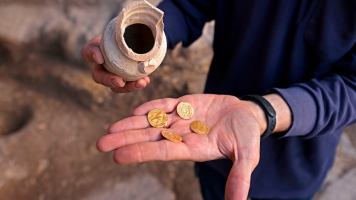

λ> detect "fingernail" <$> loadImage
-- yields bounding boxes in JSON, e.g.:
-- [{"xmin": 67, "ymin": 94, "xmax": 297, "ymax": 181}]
[
  {"xmin": 134, "ymin": 81, "xmax": 145, "ymax": 89},
  {"xmin": 111, "ymin": 78, "xmax": 122, "ymax": 88},
  {"xmin": 92, "ymin": 53, "xmax": 99, "ymax": 63}
]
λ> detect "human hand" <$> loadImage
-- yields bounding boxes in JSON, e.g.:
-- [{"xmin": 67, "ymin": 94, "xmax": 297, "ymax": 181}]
[
  {"xmin": 81, "ymin": 34, "xmax": 150, "ymax": 93},
  {"xmin": 97, "ymin": 94, "xmax": 263, "ymax": 200}
]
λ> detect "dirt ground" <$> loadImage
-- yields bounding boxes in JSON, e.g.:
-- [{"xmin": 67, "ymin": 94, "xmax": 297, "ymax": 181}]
[
  {"xmin": 0, "ymin": 56, "xmax": 206, "ymax": 200},
  {"xmin": 0, "ymin": 0, "xmax": 355, "ymax": 200},
  {"xmin": 0, "ymin": 44, "xmax": 210, "ymax": 200},
  {"xmin": 0, "ymin": 1, "xmax": 213, "ymax": 199}
]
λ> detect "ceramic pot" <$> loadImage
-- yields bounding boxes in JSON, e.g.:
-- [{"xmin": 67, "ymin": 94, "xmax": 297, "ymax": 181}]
[{"xmin": 100, "ymin": 0, "xmax": 167, "ymax": 81}]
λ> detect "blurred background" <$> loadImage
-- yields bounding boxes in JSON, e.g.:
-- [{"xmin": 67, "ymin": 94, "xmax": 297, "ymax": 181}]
[{"xmin": 0, "ymin": 0, "xmax": 355, "ymax": 199}]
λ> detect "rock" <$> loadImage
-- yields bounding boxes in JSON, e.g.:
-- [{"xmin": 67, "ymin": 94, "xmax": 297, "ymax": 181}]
[
  {"xmin": 81, "ymin": 174, "xmax": 175, "ymax": 200},
  {"xmin": 317, "ymin": 168, "xmax": 356, "ymax": 200},
  {"xmin": 0, "ymin": 104, "xmax": 32, "ymax": 136},
  {"xmin": 0, "ymin": 54, "xmax": 111, "ymax": 110},
  {"xmin": 4, "ymin": 165, "xmax": 29, "ymax": 180},
  {"xmin": 35, "ymin": 159, "xmax": 50, "ymax": 176},
  {"xmin": 344, "ymin": 124, "xmax": 356, "ymax": 151},
  {"xmin": 0, "ymin": 5, "xmax": 117, "ymax": 63},
  {"xmin": 0, "ymin": 5, "xmax": 68, "ymax": 62},
  {"xmin": 323, "ymin": 133, "xmax": 356, "ymax": 185}
]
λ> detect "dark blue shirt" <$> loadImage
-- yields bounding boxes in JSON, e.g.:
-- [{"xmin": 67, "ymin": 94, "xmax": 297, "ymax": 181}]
[{"xmin": 158, "ymin": 0, "xmax": 356, "ymax": 198}]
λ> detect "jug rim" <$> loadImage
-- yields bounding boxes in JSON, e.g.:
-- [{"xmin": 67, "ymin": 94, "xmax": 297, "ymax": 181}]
[{"xmin": 115, "ymin": 0, "xmax": 164, "ymax": 62}]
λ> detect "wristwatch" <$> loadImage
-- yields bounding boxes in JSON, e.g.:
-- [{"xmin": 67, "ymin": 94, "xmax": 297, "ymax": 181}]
[{"xmin": 239, "ymin": 95, "xmax": 276, "ymax": 140}]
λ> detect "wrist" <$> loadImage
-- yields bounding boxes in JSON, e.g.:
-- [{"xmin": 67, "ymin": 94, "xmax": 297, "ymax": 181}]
[
  {"xmin": 242, "ymin": 100, "xmax": 267, "ymax": 136},
  {"xmin": 263, "ymin": 94, "xmax": 292, "ymax": 133},
  {"xmin": 242, "ymin": 94, "xmax": 292, "ymax": 136}
]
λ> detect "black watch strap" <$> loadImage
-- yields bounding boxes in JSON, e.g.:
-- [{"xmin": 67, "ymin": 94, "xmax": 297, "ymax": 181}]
[{"xmin": 239, "ymin": 95, "xmax": 276, "ymax": 140}]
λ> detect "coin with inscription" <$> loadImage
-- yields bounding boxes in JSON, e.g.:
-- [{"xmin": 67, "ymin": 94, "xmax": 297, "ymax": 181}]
[
  {"xmin": 161, "ymin": 130, "xmax": 182, "ymax": 142},
  {"xmin": 148, "ymin": 109, "xmax": 168, "ymax": 128},
  {"xmin": 177, "ymin": 102, "xmax": 194, "ymax": 119},
  {"xmin": 190, "ymin": 121, "xmax": 210, "ymax": 135}
]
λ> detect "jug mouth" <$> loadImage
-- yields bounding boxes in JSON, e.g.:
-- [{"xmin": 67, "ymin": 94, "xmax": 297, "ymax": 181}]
[{"xmin": 115, "ymin": 0, "xmax": 164, "ymax": 62}]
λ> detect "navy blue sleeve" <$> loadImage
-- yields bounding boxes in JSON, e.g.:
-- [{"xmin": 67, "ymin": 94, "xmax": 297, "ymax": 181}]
[
  {"xmin": 274, "ymin": 45, "xmax": 356, "ymax": 139},
  {"xmin": 272, "ymin": 0, "xmax": 356, "ymax": 139},
  {"xmin": 157, "ymin": 0, "xmax": 215, "ymax": 49}
]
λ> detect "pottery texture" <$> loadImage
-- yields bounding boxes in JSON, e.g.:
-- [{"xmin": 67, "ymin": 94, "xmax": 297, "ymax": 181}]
[{"xmin": 100, "ymin": 0, "xmax": 167, "ymax": 81}]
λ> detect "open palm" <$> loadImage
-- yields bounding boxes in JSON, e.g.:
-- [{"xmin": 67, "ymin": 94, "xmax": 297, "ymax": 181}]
[{"xmin": 97, "ymin": 94, "xmax": 261, "ymax": 200}]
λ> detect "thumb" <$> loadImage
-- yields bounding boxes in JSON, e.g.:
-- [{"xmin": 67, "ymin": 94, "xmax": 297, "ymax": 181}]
[{"xmin": 225, "ymin": 160, "xmax": 253, "ymax": 200}]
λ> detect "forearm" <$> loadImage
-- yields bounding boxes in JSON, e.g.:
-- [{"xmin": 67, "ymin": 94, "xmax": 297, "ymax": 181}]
[
  {"xmin": 244, "ymin": 73, "xmax": 356, "ymax": 139},
  {"xmin": 243, "ymin": 43, "xmax": 356, "ymax": 138}
]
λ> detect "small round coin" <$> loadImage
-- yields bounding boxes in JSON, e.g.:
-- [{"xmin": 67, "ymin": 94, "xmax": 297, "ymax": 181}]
[
  {"xmin": 148, "ymin": 109, "xmax": 168, "ymax": 128},
  {"xmin": 190, "ymin": 121, "xmax": 210, "ymax": 135},
  {"xmin": 161, "ymin": 130, "xmax": 182, "ymax": 142},
  {"xmin": 177, "ymin": 102, "xmax": 194, "ymax": 119}
]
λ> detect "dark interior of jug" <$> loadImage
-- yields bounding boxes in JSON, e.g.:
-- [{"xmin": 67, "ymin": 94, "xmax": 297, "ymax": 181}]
[{"xmin": 124, "ymin": 24, "xmax": 155, "ymax": 54}]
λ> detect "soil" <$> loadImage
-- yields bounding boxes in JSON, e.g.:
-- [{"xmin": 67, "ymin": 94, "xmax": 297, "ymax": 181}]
[
  {"xmin": 0, "ymin": 48, "xmax": 210, "ymax": 199},
  {"xmin": 0, "ymin": 1, "xmax": 355, "ymax": 199}
]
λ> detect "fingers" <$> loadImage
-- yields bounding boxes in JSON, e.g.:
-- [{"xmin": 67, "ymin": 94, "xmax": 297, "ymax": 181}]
[
  {"xmin": 92, "ymin": 64, "xmax": 150, "ymax": 92},
  {"xmin": 131, "ymin": 95, "xmax": 198, "ymax": 116},
  {"xmin": 92, "ymin": 64, "xmax": 126, "ymax": 88},
  {"xmin": 113, "ymin": 140, "xmax": 191, "ymax": 164},
  {"xmin": 84, "ymin": 35, "xmax": 150, "ymax": 93},
  {"xmin": 132, "ymin": 98, "xmax": 180, "ymax": 116},
  {"xmin": 97, "ymin": 128, "xmax": 163, "ymax": 152},
  {"xmin": 110, "ymin": 77, "xmax": 150, "ymax": 93},
  {"xmin": 108, "ymin": 111, "xmax": 180, "ymax": 133},
  {"xmin": 81, "ymin": 35, "xmax": 104, "ymax": 64},
  {"xmin": 225, "ymin": 160, "xmax": 253, "ymax": 200},
  {"xmin": 108, "ymin": 115, "xmax": 151, "ymax": 133},
  {"xmin": 100, "ymin": 113, "xmax": 184, "ymax": 152}
]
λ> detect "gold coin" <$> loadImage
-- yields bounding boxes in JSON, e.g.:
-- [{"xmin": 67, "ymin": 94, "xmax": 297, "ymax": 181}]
[
  {"xmin": 190, "ymin": 121, "xmax": 210, "ymax": 135},
  {"xmin": 161, "ymin": 130, "xmax": 182, "ymax": 142},
  {"xmin": 177, "ymin": 102, "xmax": 194, "ymax": 119},
  {"xmin": 148, "ymin": 109, "xmax": 168, "ymax": 128}
]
